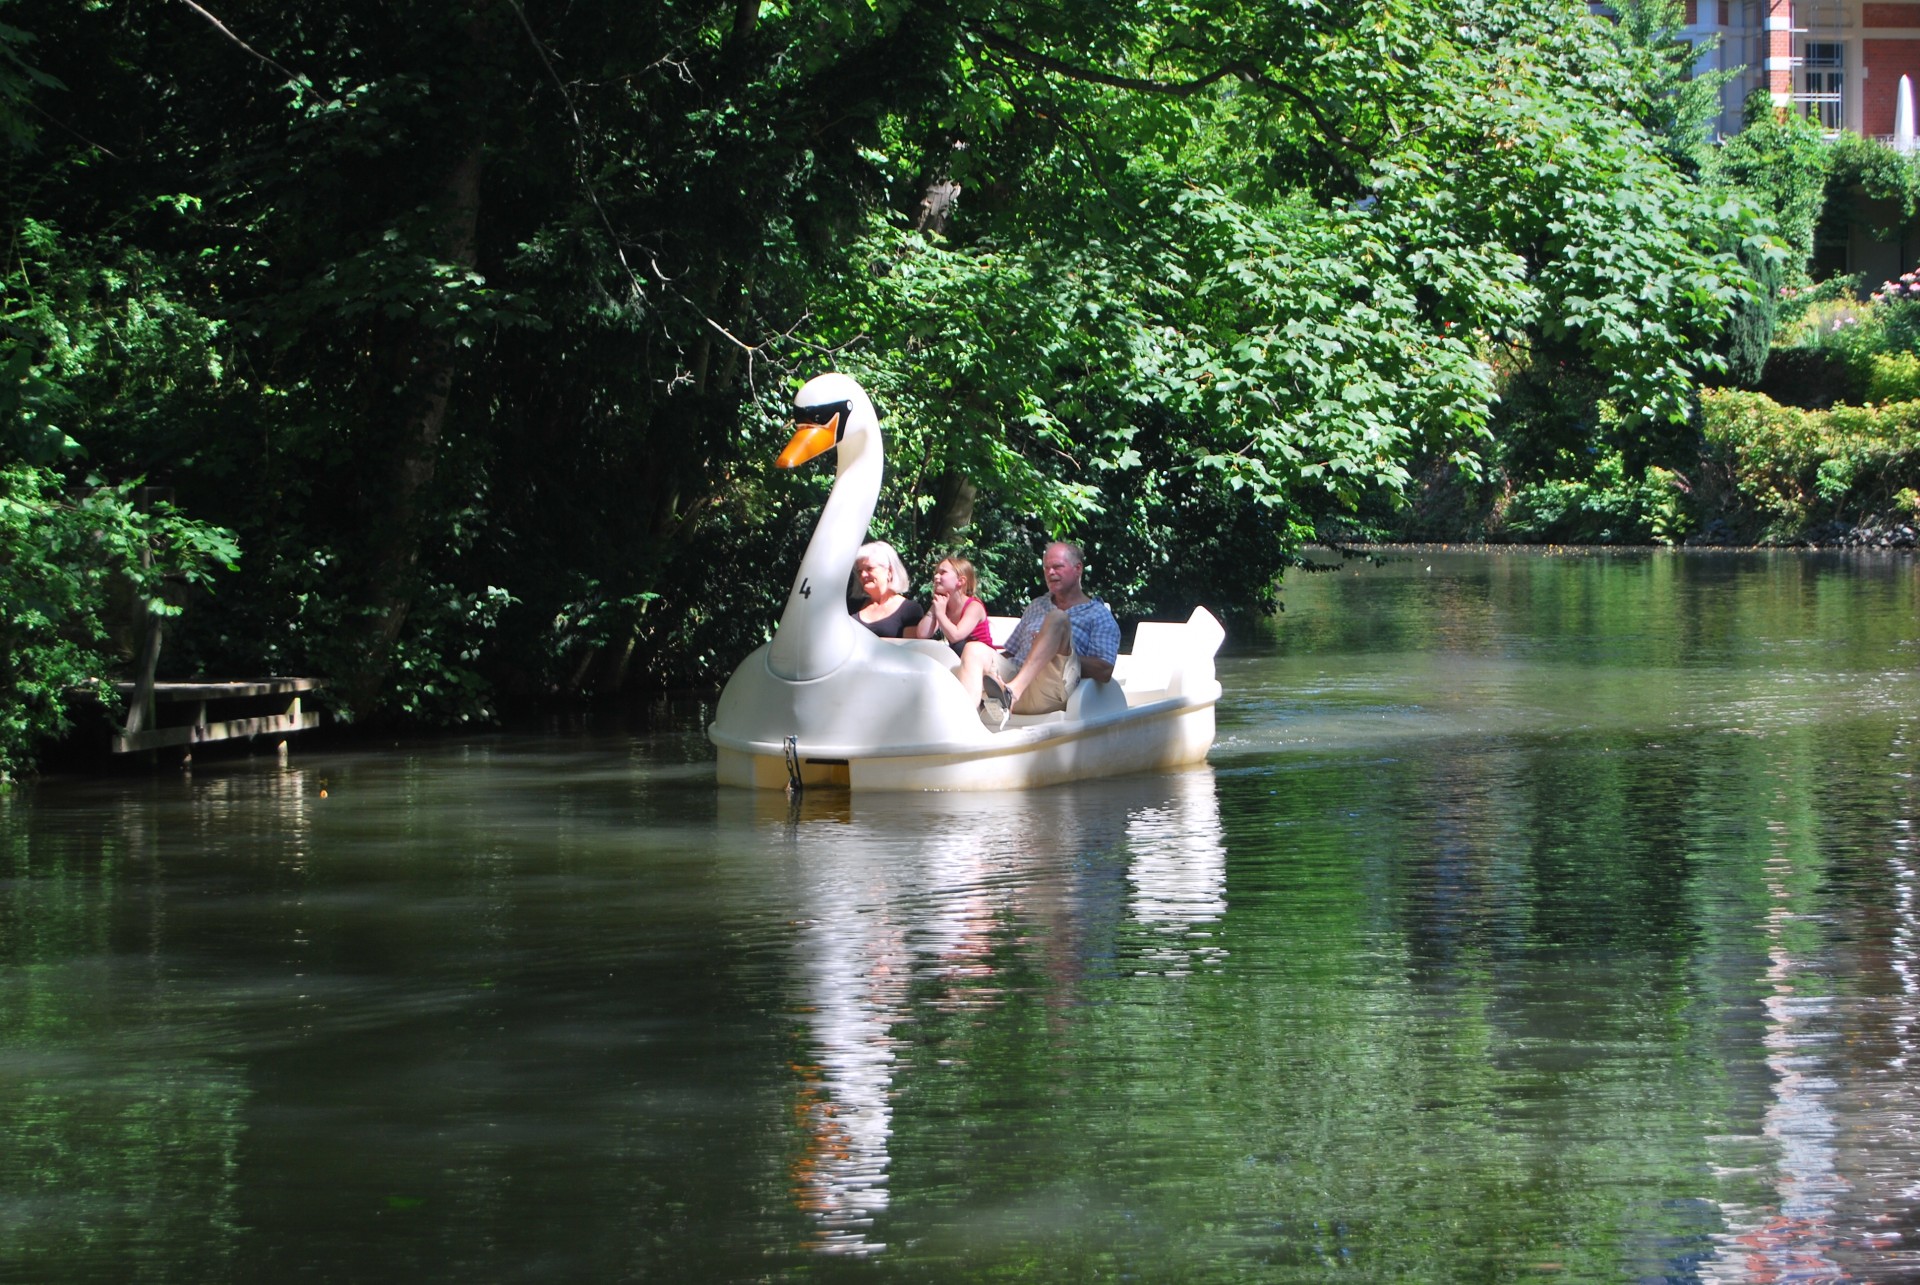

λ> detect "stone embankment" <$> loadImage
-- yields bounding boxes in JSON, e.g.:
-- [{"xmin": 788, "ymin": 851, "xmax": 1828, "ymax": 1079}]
[{"xmin": 1685, "ymin": 520, "xmax": 1918, "ymax": 548}]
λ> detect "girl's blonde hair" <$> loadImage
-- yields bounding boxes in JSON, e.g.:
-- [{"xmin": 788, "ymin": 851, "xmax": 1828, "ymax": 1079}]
[{"xmin": 938, "ymin": 555, "xmax": 977, "ymax": 597}]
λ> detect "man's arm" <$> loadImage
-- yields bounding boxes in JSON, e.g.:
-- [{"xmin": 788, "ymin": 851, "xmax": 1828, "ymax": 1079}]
[{"xmin": 1072, "ymin": 603, "xmax": 1121, "ymax": 683}]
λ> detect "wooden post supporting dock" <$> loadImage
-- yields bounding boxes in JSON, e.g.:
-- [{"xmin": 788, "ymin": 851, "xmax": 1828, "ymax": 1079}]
[
  {"xmin": 110, "ymin": 678, "xmax": 323, "ymax": 756},
  {"xmin": 104, "ymin": 508, "xmax": 322, "ymax": 759}
]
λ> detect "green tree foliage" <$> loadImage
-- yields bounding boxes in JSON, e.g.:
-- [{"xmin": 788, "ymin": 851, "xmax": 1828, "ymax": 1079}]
[
  {"xmin": 0, "ymin": 0, "xmax": 1759, "ymax": 762},
  {"xmin": 0, "ymin": 466, "xmax": 239, "ymax": 777},
  {"xmin": 1402, "ymin": 3, "xmax": 1753, "ymax": 521},
  {"xmin": 825, "ymin": 0, "xmax": 1748, "ymax": 606},
  {"xmin": 0, "ymin": 0, "xmax": 58, "ymax": 153},
  {"xmin": 1817, "ymin": 130, "xmax": 1920, "ymax": 255},
  {"xmin": 0, "ymin": 52, "xmax": 238, "ymax": 777},
  {"xmin": 1706, "ymin": 94, "xmax": 1830, "ymax": 285},
  {"xmin": 1597, "ymin": 4, "xmax": 1778, "ymax": 392},
  {"xmin": 1598, "ymin": 0, "xmax": 1732, "ymax": 173},
  {"xmin": 1722, "ymin": 237, "xmax": 1784, "ymax": 390}
]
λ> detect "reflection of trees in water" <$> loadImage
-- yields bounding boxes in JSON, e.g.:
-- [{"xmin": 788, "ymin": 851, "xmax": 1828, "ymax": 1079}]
[
  {"xmin": 772, "ymin": 770, "xmax": 1229, "ymax": 1256},
  {"xmin": 0, "ymin": 762, "xmax": 324, "ymax": 1277}
]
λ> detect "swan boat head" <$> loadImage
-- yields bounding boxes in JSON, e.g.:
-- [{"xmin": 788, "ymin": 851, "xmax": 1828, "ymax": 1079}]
[{"xmin": 766, "ymin": 373, "xmax": 880, "ymax": 682}]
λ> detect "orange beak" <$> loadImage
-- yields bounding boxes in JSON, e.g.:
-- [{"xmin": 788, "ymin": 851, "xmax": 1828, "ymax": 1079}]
[{"xmin": 775, "ymin": 415, "xmax": 841, "ymax": 469}]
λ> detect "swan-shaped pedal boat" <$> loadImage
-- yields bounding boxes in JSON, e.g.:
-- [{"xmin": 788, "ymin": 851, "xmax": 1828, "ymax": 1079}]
[{"xmin": 707, "ymin": 373, "xmax": 1224, "ymax": 791}]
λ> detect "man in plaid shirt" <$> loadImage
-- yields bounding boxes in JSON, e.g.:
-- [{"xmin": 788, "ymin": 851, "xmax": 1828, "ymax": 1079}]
[{"xmin": 962, "ymin": 541, "xmax": 1120, "ymax": 728}]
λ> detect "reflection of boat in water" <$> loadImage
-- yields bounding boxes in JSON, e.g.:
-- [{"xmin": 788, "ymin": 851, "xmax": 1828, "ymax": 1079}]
[
  {"xmin": 787, "ymin": 872, "xmax": 906, "ymax": 1256},
  {"xmin": 707, "ymin": 374, "xmax": 1224, "ymax": 792},
  {"xmin": 1124, "ymin": 770, "xmax": 1228, "ymax": 975},
  {"xmin": 757, "ymin": 770, "xmax": 1232, "ymax": 1255},
  {"xmin": 1703, "ymin": 807, "xmax": 1914, "ymax": 1284}
]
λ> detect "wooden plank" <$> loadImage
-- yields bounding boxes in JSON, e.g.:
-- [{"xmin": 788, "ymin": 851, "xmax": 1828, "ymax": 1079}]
[
  {"xmin": 101, "ymin": 675, "xmax": 324, "ymax": 754},
  {"xmin": 112, "ymin": 709, "xmax": 322, "ymax": 755},
  {"xmin": 111, "ymin": 678, "xmax": 321, "ymax": 702}
]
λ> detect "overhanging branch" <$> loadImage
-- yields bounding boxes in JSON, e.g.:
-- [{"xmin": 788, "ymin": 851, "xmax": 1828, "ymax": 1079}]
[
  {"xmin": 961, "ymin": 24, "xmax": 1351, "ymax": 149},
  {"xmin": 174, "ymin": 0, "xmax": 335, "ymax": 104}
]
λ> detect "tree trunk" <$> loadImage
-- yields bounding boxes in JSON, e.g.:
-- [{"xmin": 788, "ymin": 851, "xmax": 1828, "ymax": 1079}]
[
  {"xmin": 340, "ymin": 13, "xmax": 498, "ymax": 715},
  {"xmin": 930, "ymin": 469, "xmax": 977, "ymax": 544},
  {"xmin": 915, "ymin": 179, "xmax": 960, "ymax": 235}
]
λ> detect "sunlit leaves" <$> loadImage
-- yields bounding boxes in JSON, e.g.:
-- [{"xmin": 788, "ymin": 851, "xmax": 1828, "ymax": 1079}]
[
  {"xmin": 757, "ymin": 0, "xmax": 1758, "ymax": 618},
  {"xmin": 1142, "ymin": 188, "xmax": 1498, "ymax": 507},
  {"xmin": 0, "ymin": 464, "xmax": 239, "ymax": 777}
]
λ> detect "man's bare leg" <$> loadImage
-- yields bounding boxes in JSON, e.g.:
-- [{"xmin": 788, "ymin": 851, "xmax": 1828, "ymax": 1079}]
[{"xmin": 1003, "ymin": 610, "xmax": 1071, "ymax": 711}]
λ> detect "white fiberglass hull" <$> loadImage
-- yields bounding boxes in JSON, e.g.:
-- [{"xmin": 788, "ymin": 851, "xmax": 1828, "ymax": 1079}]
[{"xmin": 713, "ymin": 687, "xmax": 1219, "ymax": 791}]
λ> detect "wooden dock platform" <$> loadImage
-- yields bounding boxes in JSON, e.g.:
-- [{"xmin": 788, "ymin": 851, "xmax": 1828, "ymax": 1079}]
[{"xmin": 111, "ymin": 677, "xmax": 322, "ymax": 755}]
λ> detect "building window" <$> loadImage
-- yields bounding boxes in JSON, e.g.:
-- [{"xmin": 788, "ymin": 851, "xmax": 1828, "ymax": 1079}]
[{"xmin": 1802, "ymin": 41, "xmax": 1845, "ymax": 131}]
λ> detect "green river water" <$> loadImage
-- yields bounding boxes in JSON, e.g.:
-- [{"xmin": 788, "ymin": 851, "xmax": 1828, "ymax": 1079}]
[{"xmin": 3, "ymin": 548, "xmax": 1918, "ymax": 1283}]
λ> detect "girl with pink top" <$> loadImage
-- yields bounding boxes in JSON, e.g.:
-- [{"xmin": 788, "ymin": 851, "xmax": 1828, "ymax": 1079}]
[{"xmin": 914, "ymin": 556, "xmax": 994, "ymax": 654}]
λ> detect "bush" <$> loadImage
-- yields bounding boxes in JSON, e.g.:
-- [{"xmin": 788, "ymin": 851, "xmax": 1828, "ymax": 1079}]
[
  {"xmin": 1758, "ymin": 345, "xmax": 1864, "ymax": 408},
  {"xmin": 1774, "ymin": 275, "xmax": 1863, "ymax": 338},
  {"xmin": 1764, "ymin": 267, "xmax": 1920, "ymax": 407},
  {"xmin": 1697, "ymin": 388, "xmax": 1920, "ymax": 539},
  {"xmin": 1868, "ymin": 352, "xmax": 1920, "ymax": 404},
  {"xmin": 1497, "ymin": 448, "xmax": 1689, "ymax": 545},
  {"xmin": 1860, "ymin": 271, "xmax": 1920, "ymax": 357}
]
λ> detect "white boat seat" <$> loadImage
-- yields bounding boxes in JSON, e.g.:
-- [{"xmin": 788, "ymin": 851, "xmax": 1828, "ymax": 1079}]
[
  {"xmin": 1114, "ymin": 651, "xmax": 1170, "ymax": 695},
  {"xmin": 1065, "ymin": 674, "xmax": 1130, "ymax": 720}
]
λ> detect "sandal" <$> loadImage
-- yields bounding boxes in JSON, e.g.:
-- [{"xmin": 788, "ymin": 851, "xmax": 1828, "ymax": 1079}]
[{"xmin": 981, "ymin": 673, "xmax": 1014, "ymax": 731}]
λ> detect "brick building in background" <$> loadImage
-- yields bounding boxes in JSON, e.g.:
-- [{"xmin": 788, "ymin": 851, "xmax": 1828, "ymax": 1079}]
[
  {"xmin": 1679, "ymin": 0, "xmax": 1920, "ymax": 138},
  {"xmin": 1672, "ymin": 0, "xmax": 1920, "ymax": 278}
]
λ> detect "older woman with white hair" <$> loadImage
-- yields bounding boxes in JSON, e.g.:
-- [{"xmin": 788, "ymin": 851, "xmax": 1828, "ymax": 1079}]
[{"xmin": 850, "ymin": 540, "xmax": 926, "ymax": 637}]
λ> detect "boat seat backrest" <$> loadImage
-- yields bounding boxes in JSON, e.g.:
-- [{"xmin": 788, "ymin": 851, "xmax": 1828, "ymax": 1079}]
[{"xmin": 1126, "ymin": 621, "xmax": 1190, "ymax": 695}]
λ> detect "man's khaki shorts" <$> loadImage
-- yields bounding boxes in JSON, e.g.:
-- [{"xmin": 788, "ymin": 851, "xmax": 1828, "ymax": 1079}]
[{"xmin": 991, "ymin": 651, "xmax": 1081, "ymax": 714}]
